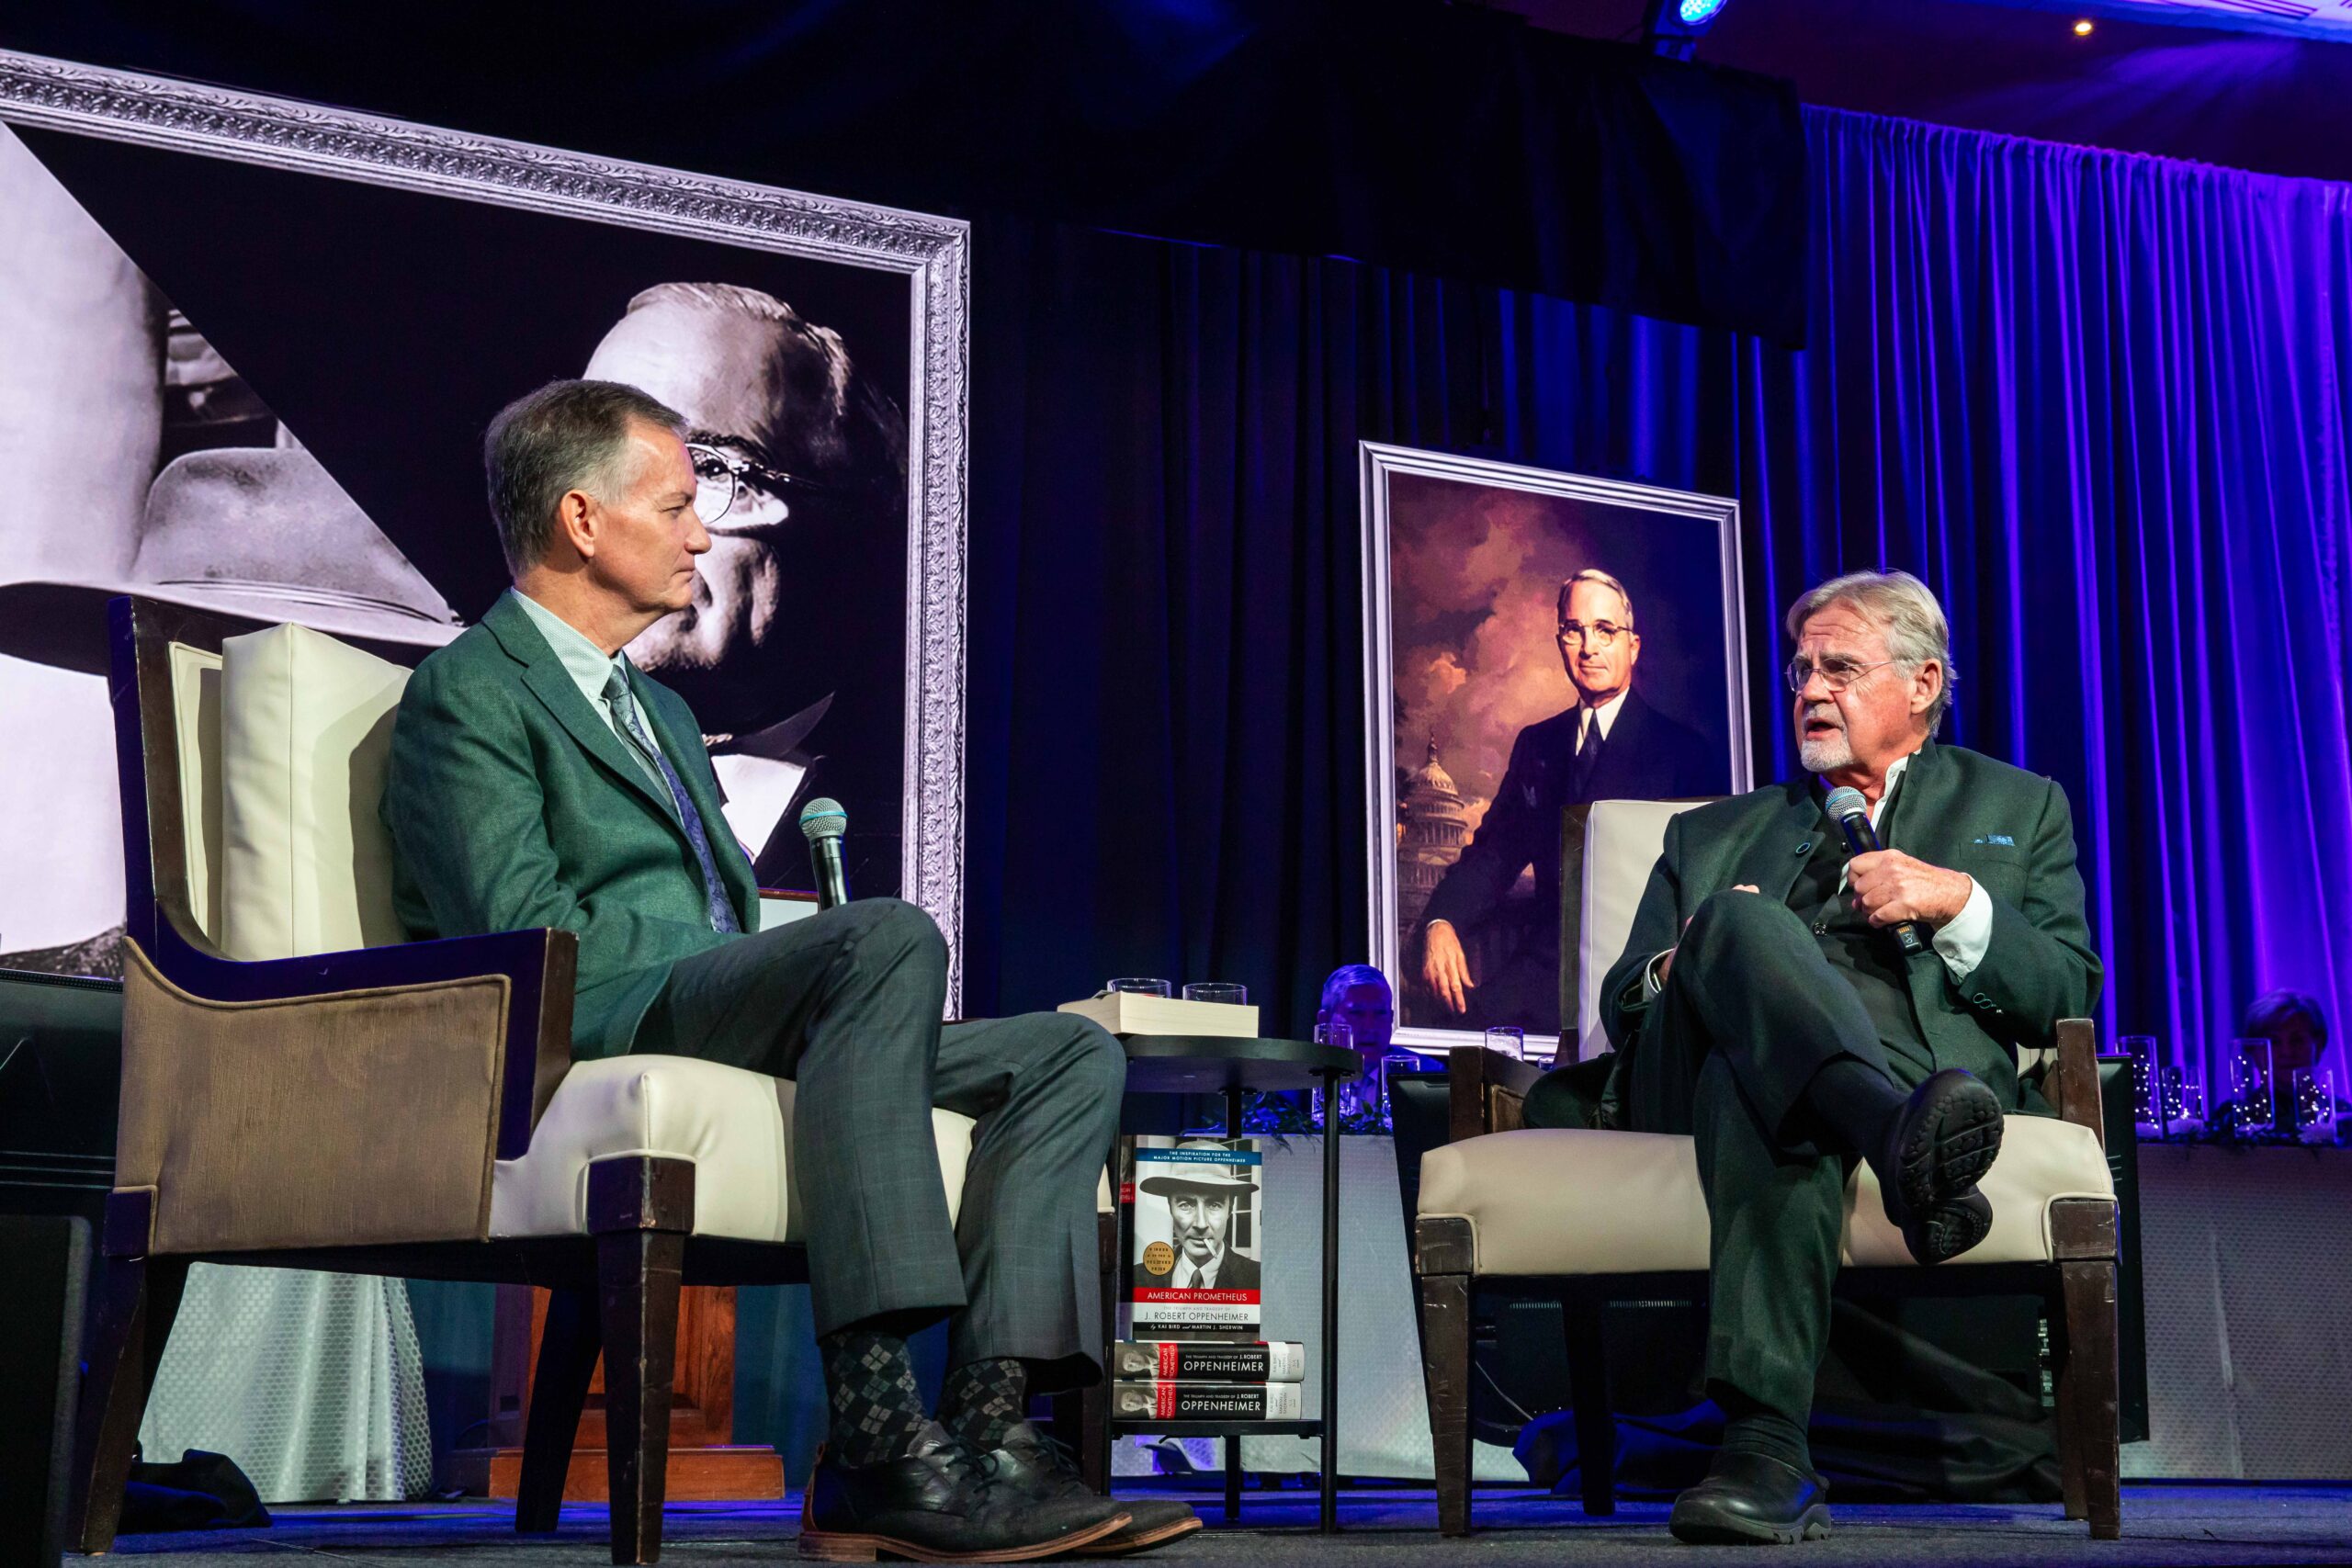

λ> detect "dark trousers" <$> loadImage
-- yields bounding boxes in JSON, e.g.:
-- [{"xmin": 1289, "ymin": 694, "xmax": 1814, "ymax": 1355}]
[
  {"xmin": 634, "ymin": 898, "xmax": 1125, "ymax": 1390},
  {"xmin": 1622, "ymin": 890, "xmax": 1939, "ymax": 1423}
]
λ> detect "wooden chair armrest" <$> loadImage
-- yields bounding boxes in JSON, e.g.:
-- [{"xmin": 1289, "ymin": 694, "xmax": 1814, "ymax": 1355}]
[
  {"xmin": 2047, "ymin": 1018, "xmax": 2103, "ymax": 1150},
  {"xmin": 1446, "ymin": 1046, "xmax": 1545, "ymax": 1144},
  {"xmin": 142, "ymin": 926, "xmax": 576, "ymax": 1160}
]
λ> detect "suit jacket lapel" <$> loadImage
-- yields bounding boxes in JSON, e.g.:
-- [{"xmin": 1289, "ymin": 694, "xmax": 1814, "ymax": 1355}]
[
  {"xmin": 1736, "ymin": 781, "xmax": 1826, "ymax": 907},
  {"xmin": 483, "ymin": 594, "xmax": 681, "ymax": 826}
]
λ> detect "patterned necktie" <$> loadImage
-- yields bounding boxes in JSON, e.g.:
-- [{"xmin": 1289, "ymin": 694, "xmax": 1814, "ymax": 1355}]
[
  {"xmin": 1571, "ymin": 710, "xmax": 1607, "ymax": 799},
  {"xmin": 602, "ymin": 665, "xmax": 742, "ymax": 934}
]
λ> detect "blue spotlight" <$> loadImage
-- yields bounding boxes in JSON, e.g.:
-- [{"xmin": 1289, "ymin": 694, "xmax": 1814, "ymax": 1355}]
[{"xmin": 1645, "ymin": 0, "xmax": 1732, "ymax": 58}]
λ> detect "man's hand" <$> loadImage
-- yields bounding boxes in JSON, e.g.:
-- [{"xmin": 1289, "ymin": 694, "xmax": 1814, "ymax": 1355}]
[
  {"xmin": 1657, "ymin": 885, "xmax": 1758, "ymax": 986},
  {"xmin": 1848, "ymin": 850, "xmax": 1973, "ymax": 930},
  {"xmin": 1422, "ymin": 920, "xmax": 1475, "ymax": 1014}
]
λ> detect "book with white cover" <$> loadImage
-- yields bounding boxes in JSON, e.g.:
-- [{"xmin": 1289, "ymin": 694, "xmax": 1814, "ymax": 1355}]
[
  {"xmin": 1110, "ymin": 1340, "xmax": 1306, "ymax": 1383},
  {"xmin": 1111, "ymin": 1380, "xmax": 1303, "ymax": 1422},
  {"xmin": 1057, "ymin": 992, "xmax": 1260, "ymax": 1038}
]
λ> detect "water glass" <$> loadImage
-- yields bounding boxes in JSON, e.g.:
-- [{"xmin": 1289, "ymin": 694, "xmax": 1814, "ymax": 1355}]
[
  {"xmin": 2291, "ymin": 1067, "xmax": 2338, "ymax": 1144},
  {"xmin": 2119, "ymin": 1035, "xmax": 2161, "ymax": 1131},
  {"xmin": 2166, "ymin": 1069, "xmax": 2206, "ymax": 1134},
  {"xmin": 2228, "ymin": 1038, "xmax": 2275, "ymax": 1135},
  {"xmin": 1484, "ymin": 1024, "xmax": 1527, "ymax": 1062},
  {"xmin": 1105, "ymin": 977, "xmax": 1171, "ymax": 998},
  {"xmin": 1182, "ymin": 982, "xmax": 1249, "ymax": 1006}
]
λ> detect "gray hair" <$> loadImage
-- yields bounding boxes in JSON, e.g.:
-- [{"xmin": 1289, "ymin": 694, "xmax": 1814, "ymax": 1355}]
[
  {"xmin": 483, "ymin": 378, "xmax": 685, "ymax": 575},
  {"xmin": 1557, "ymin": 568, "xmax": 1635, "ymax": 628},
  {"xmin": 1785, "ymin": 569, "xmax": 1957, "ymax": 731},
  {"xmin": 622, "ymin": 282, "xmax": 907, "ymax": 486}
]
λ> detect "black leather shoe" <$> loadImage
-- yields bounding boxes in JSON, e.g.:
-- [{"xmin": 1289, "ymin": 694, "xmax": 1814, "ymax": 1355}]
[
  {"xmin": 1668, "ymin": 1451, "xmax": 1832, "ymax": 1545},
  {"xmin": 982, "ymin": 1421, "xmax": 1203, "ymax": 1555},
  {"xmin": 1879, "ymin": 1068, "xmax": 2003, "ymax": 1264},
  {"xmin": 799, "ymin": 1422, "xmax": 1131, "ymax": 1562}
]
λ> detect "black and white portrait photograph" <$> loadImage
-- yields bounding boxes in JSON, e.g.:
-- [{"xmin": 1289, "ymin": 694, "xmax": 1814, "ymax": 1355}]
[
  {"xmin": 0, "ymin": 107, "xmax": 959, "ymax": 980},
  {"xmin": 1361, "ymin": 442, "xmax": 1750, "ymax": 1054}
]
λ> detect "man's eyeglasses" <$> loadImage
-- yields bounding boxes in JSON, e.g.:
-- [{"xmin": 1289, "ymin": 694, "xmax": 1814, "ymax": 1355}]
[
  {"xmin": 1784, "ymin": 655, "xmax": 1896, "ymax": 694},
  {"xmin": 687, "ymin": 442, "xmax": 835, "ymax": 528},
  {"xmin": 1557, "ymin": 620, "xmax": 1629, "ymax": 649}
]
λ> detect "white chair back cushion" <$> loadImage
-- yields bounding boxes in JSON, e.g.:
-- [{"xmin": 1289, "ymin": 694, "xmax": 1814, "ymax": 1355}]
[
  {"xmin": 167, "ymin": 642, "xmax": 226, "ymax": 945},
  {"xmin": 218, "ymin": 622, "xmax": 411, "ymax": 961},
  {"xmin": 1576, "ymin": 797, "xmax": 1713, "ymax": 1061}
]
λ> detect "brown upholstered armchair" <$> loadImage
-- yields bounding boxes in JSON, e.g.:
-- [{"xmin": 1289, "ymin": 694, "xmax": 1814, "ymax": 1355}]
[
  {"xmin": 74, "ymin": 598, "xmax": 992, "ymax": 1562},
  {"xmin": 1411, "ymin": 798, "xmax": 2124, "ymax": 1540}
]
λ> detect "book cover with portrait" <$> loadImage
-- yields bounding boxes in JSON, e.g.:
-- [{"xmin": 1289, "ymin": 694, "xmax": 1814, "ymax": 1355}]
[{"xmin": 1120, "ymin": 1136, "xmax": 1263, "ymax": 1341}]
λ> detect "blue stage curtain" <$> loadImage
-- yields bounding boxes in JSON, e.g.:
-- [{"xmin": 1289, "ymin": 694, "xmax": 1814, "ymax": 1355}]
[{"xmin": 965, "ymin": 107, "xmax": 2352, "ymax": 1094}]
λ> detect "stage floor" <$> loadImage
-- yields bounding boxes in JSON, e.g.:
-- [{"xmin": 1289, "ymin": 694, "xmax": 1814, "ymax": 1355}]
[{"xmin": 95, "ymin": 1485, "xmax": 2352, "ymax": 1566}]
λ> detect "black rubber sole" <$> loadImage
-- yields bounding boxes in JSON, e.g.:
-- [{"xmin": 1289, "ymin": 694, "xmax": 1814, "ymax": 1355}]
[{"xmin": 1890, "ymin": 1069, "xmax": 2004, "ymax": 1215}]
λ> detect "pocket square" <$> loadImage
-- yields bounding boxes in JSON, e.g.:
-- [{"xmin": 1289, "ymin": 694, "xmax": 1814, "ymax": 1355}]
[{"xmin": 1973, "ymin": 833, "xmax": 2017, "ymax": 847}]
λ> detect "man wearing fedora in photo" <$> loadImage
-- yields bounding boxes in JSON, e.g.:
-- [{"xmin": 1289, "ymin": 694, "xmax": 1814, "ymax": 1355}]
[
  {"xmin": 0, "ymin": 127, "xmax": 460, "ymax": 975},
  {"xmin": 381, "ymin": 378, "xmax": 1198, "ymax": 1562},
  {"xmin": 1530, "ymin": 570, "xmax": 2099, "ymax": 1545},
  {"xmin": 1132, "ymin": 1145, "xmax": 1261, "ymax": 1292}
]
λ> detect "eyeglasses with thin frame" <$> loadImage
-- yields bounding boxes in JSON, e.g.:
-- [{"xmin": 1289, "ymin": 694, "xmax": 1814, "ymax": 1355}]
[
  {"xmin": 1784, "ymin": 655, "xmax": 1897, "ymax": 694},
  {"xmin": 1557, "ymin": 620, "xmax": 1629, "ymax": 649},
  {"xmin": 687, "ymin": 441, "xmax": 838, "ymax": 527}
]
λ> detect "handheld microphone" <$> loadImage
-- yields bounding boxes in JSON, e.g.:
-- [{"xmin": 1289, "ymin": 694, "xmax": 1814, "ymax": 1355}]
[
  {"xmin": 799, "ymin": 797, "xmax": 851, "ymax": 911},
  {"xmin": 1822, "ymin": 785, "xmax": 1928, "ymax": 956}
]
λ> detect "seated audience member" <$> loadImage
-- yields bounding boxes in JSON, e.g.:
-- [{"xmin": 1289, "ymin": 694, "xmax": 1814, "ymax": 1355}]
[
  {"xmin": 1532, "ymin": 570, "xmax": 2099, "ymax": 1544},
  {"xmin": 381, "ymin": 379, "xmax": 1195, "ymax": 1562},
  {"xmin": 2215, "ymin": 989, "xmax": 2339, "ymax": 1139}
]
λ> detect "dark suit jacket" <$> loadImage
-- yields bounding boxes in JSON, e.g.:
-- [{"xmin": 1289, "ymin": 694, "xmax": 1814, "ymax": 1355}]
[
  {"xmin": 1423, "ymin": 686, "xmax": 1723, "ymax": 940},
  {"xmin": 381, "ymin": 592, "xmax": 756, "ymax": 1061},
  {"xmin": 1597, "ymin": 739, "xmax": 2102, "ymax": 1116}
]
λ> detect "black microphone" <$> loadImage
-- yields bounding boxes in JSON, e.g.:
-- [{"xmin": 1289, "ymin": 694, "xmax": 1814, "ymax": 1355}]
[
  {"xmin": 1822, "ymin": 785, "xmax": 1927, "ymax": 956},
  {"xmin": 799, "ymin": 797, "xmax": 851, "ymax": 910}
]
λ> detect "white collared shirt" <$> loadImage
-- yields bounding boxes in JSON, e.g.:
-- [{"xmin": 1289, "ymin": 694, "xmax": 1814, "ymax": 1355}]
[
  {"xmin": 1177, "ymin": 1245, "xmax": 1227, "ymax": 1291},
  {"xmin": 1577, "ymin": 688, "xmax": 1629, "ymax": 750},
  {"xmin": 510, "ymin": 589, "xmax": 670, "ymax": 791}
]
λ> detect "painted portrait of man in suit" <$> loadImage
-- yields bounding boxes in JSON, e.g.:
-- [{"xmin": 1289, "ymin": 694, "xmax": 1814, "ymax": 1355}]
[
  {"xmin": 1419, "ymin": 568, "xmax": 1722, "ymax": 1033},
  {"xmin": 1369, "ymin": 450, "xmax": 1747, "ymax": 1048}
]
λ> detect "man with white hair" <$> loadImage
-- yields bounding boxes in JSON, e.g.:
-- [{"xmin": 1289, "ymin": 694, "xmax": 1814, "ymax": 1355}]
[{"xmin": 1565, "ymin": 570, "xmax": 2100, "ymax": 1544}]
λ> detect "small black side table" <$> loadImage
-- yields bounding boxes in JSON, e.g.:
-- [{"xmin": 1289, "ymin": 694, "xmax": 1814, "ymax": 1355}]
[{"xmin": 1108, "ymin": 1035, "xmax": 1358, "ymax": 1533}]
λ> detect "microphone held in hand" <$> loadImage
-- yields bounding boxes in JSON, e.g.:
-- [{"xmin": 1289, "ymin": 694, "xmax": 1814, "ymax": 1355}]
[
  {"xmin": 1822, "ymin": 785, "xmax": 1928, "ymax": 956},
  {"xmin": 799, "ymin": 797, "xmax": 851, "ymax": 911}
]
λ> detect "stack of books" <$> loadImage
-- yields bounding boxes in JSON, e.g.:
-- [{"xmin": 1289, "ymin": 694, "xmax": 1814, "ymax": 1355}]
[
  {"xmin": 1114, "ymin": 1134, "xmax": 1302, "ymax": 1424},
  {"xmin": 1108, "ymin": 1338, "xmax": 1306, "ymax": 1420}
]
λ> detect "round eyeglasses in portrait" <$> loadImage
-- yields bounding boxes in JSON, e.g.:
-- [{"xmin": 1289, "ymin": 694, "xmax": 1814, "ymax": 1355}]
[{"xmin": 687, "ymin": 441, "xmax": 842, "ymax": 532}]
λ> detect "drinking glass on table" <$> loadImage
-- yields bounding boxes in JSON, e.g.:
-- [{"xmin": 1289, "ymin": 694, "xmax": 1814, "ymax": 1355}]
[
  {"xmin": 2291, "ymin": 1067, "xmax": 2338, "ymax": 1145},
  {"xmin": 1182, "ymin": 982, "xmax": 1249, "ymax": 1007},
  {"xmin": 2229, "ymin": 1038, "xmax": 2276, "ymax": 1136},
  {"xmin": 1105, "ymin": 977, "xmax": 1172, "ymax": 998},
  {"xmin": 1484, "ymin": 1025, "xmax": 1527, "ymax": 1062}
]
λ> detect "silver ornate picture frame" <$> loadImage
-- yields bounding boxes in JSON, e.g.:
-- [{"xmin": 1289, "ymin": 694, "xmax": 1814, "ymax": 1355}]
[
  {"xmin": 1362, "ymin": 441, "xmax": 1751, "ymax": 1057},
  {"xmin": 0, "ymin": 50, "xmax": 972, "ymax": 1006}
]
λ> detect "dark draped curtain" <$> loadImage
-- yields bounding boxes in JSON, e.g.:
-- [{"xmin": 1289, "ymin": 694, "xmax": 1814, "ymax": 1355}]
[{"xmin": 963, "ymin": 107, "xmax": 2352, "ymax": 1100}]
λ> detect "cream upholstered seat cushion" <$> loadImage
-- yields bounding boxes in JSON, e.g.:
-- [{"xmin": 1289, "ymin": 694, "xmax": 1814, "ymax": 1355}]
[
  {"xmin": 492, "ymin": 1055, "xmax": 980, "ymax": 1242},
  {"xmin": 1419, "ymin": 1111, "xmax": 2113, "ymax": 1276}
]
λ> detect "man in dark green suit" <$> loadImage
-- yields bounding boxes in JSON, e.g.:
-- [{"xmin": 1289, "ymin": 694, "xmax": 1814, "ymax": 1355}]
[
  {"xmin": 1552, "ymin": 570, "xmax": 2099, "ymax": 1544},
  {"xmin": 382, "ymin": 380, "xmax": 1188, "ymax": 1562}
]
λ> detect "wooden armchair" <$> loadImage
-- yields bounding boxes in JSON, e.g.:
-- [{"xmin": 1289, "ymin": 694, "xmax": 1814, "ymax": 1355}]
[
  {"xmin": 74, "ymin": 598, "xmax": 989, "ymax": 1562},
  {"xmin": 1412, "ymin": 798, "xmax": 2123, "ymax": 1540}
]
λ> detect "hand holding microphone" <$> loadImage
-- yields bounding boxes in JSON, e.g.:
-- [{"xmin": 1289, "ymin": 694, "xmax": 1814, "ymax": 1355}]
[
  {"xmin": 799, "ymin": 797, "xmax": 851, "ymax": 910},
  {"xmin": 1823, "ymin": 786, "xmax": 1979, "ymax": 957}
]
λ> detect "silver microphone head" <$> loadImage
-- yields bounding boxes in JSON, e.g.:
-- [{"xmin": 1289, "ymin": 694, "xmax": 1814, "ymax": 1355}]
[
  {"xmin": 798, "ymin": 797, "xmax": 848, "ymax": 843},
  {"xmin": 1822, "ymin": 785, "xmax": 1869, "ymax": 823}
]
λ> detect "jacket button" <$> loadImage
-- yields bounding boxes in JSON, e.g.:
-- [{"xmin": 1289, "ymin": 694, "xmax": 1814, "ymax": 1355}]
[{"xmin": 1812, "ymin": 920, "xmax": 1829, "ymax": 936}]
